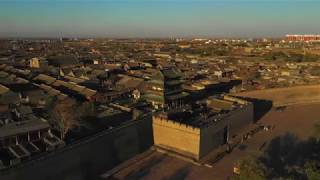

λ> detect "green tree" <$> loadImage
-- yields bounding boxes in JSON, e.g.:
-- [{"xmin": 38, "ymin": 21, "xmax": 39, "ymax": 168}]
[
  {"xmin": 231, "ymin": 158, "xmax": 266, "ymax": 180},
  {"xmin": 304, "ymin": 161, "xmax": 320, "ymax": 180}
]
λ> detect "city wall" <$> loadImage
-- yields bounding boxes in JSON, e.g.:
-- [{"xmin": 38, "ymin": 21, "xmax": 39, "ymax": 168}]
[
  {"xmin": 199, "ymin": 103, "xmax": 254, "ymax": 158},
  {"xmin": 153, "ymin": 117, "xmax": 201, "ymax": 159},
  {"xmin": 0, "ymin": 117, "xmax": 153, "ymax": 180},
  {"xmin": 153, "ymin": 103, "xmax": 254, "ymax": 160},
  {"xmin": 200, "ymin": 120, "xmax": 226, "ymax": 158},
  {"xmin": 227, "ymin": 103, "xmax": 254, "ymax": 136}
]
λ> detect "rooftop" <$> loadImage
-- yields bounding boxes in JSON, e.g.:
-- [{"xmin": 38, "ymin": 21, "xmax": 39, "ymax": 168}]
[
  {"xmin": 154, "ymin": 95, "xmax": 250, "ymax": 128},
  {"xmin": 0, "ymin": 119, "xmax": 50, "ymax": 138}
]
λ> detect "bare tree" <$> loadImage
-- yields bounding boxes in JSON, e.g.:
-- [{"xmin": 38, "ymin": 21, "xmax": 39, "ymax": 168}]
[{"xmin": 52, "ymin": 98, "xmax": 80, "ymax": 139}]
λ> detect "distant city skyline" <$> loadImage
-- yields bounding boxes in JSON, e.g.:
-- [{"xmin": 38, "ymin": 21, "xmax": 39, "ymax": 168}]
[{"xmin": 0, "ymin": 0, "xmax": 320, "ymax": 38}]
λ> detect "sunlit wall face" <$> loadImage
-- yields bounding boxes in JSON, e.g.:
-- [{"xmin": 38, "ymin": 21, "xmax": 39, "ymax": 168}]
[{"xmin": 0, "ymin": 0, "xmax": 319, "ymax": 38}]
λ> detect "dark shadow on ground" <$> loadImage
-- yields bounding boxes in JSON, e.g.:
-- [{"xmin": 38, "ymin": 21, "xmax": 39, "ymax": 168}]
[
  {"xmin": 122, "ymin": 155, "xmax": 165, "ymax": 180},
  {"xmin": 234, "ymin": 96, "xmax": 273, "ymax": 122},
  {"xmin": 162, "ymin": 165, "xmax": 191, "ymax": 180},
  {"xmin": 258, "ymin": 133, "xmax": 320, "ymax": 179},
  {"xmin": 238, "ymin": 144, "xmax": 247, "ymax": 151}
]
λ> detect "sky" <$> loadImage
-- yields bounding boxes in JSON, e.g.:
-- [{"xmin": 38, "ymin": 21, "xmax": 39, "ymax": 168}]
[{"xmin": 0, "ymin": 0, "xmax": 319, "ymax": 38}]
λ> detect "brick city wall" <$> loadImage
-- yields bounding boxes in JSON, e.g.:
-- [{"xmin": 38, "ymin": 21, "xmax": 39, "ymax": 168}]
[
  {"xmin": 227, "ymin": 103, "xmax": 254, "ymax": 136},
  {"xmin": 153, "ymin": 116, "xmax": 201, "ymax": 159},
  {"xmin": 0, "ymin": 117, "xmax": 153, "ymax": 180},
  {"xmin": 200, "ymin": 120, "xmax": 226, "ymax": 158},
  {"xmin": 199, "ymin": 103, "xmax": 253, "ymax": 158},
  {"xmin": 153, "ymin": 103, "xmax": 254, "ymax": 160}
]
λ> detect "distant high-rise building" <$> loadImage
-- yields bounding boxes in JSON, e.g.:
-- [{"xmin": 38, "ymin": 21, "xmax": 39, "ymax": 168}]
[{"xmin": 285, "ymin": 34, "xmax": 320, "ymax": 42}]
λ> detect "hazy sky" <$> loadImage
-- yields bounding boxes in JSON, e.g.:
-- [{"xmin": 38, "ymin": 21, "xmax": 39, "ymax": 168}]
[{"xmin": 0, "ymin": 0, "xmax": 319, "ymax": 38}]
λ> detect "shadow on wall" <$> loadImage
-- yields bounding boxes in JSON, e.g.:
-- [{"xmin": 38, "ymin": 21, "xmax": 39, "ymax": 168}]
[
  {"xmin": 235, "ymin": 96, "xmax": 273, "ymax": 122},
  {"xmin": 258, "ymin": 133, "xmax": 320, "ymax": 179}
]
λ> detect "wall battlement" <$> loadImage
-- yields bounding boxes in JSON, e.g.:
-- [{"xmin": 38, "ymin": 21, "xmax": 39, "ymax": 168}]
[
  {"xmin": 223, "ymin": 95, "xmax": 250, "ymax": 105},
  {"xmin": 153, "ymin": 116, "xmax": 200, "ymax": 134}
]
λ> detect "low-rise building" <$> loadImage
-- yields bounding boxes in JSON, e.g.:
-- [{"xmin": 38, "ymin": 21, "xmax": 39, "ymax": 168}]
[{"xmin": 0, "ymin": 105, "xmax": 65, "ymax": 169}]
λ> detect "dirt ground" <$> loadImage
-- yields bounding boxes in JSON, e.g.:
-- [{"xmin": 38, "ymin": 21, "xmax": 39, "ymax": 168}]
[
  {"xmin": 234, "ymin": 85, "xmax": 320, "ymax": 106},
  {"xmin": 105, "ymin": 103, "xmax": 320, "ymax": 180}
]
